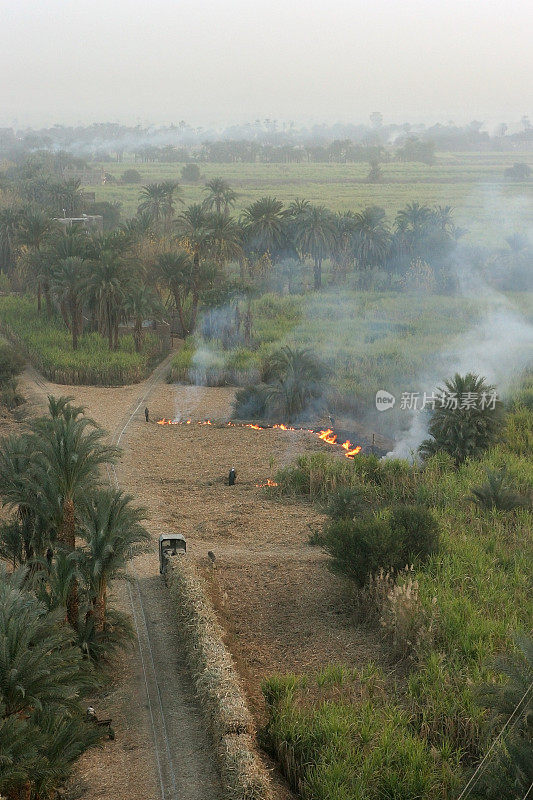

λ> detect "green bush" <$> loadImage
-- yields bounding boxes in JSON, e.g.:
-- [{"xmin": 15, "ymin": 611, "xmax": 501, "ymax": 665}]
[
  {"xmin": 324, "ymin": 486, "xmax": 365, "ymax": 519},
  {"xmin": 389, "ymin": 504, "xmax": 440, "ymax": 563},
  {"xmin": 323, "ymin": 516, "xmax": 399, "ymax": 586},
  {"xmin": 323, "ymin": 505, "xmax": 439, "ymax": 586}
]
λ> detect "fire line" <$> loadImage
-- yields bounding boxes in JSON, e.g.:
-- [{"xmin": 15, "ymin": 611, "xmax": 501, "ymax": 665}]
[{"xmin": 156, "ymin": 418, "xmax": 362, "ymax": 458}]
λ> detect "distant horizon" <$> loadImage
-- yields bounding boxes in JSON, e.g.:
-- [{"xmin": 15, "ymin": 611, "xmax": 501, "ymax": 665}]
[
  {"xmin": 2, "ymin": 0, "xmax": 531, "ymax": 133},
  {"xmin": 1, "ymin": 113, "xmax": 530, "ymax": 135}
]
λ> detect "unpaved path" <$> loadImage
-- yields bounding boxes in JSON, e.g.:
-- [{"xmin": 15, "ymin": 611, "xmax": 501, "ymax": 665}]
[{"xmin": 20, "ymin": 362, "xmax": 222, "ymax": 800}]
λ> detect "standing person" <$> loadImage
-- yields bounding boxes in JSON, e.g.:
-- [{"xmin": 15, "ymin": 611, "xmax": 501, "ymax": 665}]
[
  {"xmin": 228, "ymin": 467, "xmax": 236, "ymax": 486},
  {"xmin": 145, "ymin": 407, "xmax": 149, "ymax": 422}
]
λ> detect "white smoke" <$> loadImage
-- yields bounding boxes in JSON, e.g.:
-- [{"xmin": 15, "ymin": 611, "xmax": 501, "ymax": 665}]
[{"xmin": 386, "ymin": 281, "xmax": 533, "ymax": 460}]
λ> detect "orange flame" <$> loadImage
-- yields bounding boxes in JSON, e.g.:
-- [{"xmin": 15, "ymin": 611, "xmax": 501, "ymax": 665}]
[
  {"xmin": 156, "ymin": 418, "xmax": 362, "ymax": 458},
  {"xmin": 256, "ymin": 478, "xmax": 279, "ymax": 488}
]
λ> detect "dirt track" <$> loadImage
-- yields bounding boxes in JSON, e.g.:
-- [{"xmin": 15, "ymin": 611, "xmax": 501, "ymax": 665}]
[{"xmin": 18, "ymin": 368, "xmax": 385, "ymax": 800}]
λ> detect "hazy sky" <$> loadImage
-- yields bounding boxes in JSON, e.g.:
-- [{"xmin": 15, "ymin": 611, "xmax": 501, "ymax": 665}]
[{"xmin": 1, "ymin": 0, "xmax": 531, "ymax": 129}]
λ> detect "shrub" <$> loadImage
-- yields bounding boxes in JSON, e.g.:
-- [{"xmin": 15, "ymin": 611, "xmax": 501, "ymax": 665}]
[
  {"xmin": 121, "ymin": 168, "xmax": 142, "ymax": 183},
  {"xmin": 322, "ymin": 516, "xmax": 399, "ymax": 586},
  {"xmin": 470, "ymin": 467, "xmax": 531, "ymax": 511},
  {"xmin": 323, "ymin": 505, "xmax": 439, "ymax": 586},
  {"xmin": 181, "ymin": 163, "xmax": 201, "ymax": 182},
  {"xmin": 389, "ymin": 504, "xmax": 440, "ymax": 563},
  {"xmin": 324, "ymin": 486, "xmax": 365, "ymax": 519}
]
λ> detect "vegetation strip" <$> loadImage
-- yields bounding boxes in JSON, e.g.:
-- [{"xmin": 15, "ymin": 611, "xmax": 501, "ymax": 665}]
[
  {"xmin": 0, "ymin": 296, "xmax": 165, "ymax": 386},
  {"xmin": 165, "ymin": 559, "xmax": 272, "ymax": 800}
]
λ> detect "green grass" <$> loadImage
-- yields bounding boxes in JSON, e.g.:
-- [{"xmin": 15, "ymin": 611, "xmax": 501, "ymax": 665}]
[
  {"xmin": 262, "ymin": 667, "xmax": 460, "ymax": 799},
  {"xmin": 0, "ymin": 296, "xmax": 165, "ymax": 385},
  {"xmin": 264, "ymin": 418, "xmax": 533, "ymax": 794},
  {"xmin": 92, "ymin": 151, "xmax": 533, "ymax": 245}
]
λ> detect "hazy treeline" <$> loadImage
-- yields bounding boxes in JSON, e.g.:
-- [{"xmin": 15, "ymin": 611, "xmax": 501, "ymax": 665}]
[{"xmin": 1, "ymin": 115, "xmax": 532, "ymax": 164}]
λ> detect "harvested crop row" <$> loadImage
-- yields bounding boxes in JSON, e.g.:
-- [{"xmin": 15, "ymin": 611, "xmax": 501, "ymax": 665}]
[{"xmin": 166, "ymin": 558, "xmax": 272, "ymax": 800}]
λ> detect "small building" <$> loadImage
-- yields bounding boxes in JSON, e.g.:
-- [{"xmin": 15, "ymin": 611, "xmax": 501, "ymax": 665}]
[{"xmin": 54, "ymin": 214, "xmax": 103, "ymax": 233}]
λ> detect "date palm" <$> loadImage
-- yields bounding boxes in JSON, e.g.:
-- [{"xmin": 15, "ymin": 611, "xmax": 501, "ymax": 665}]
[
  {"xmin": 51, "ymin": 256, "xmax": 85, "ymax": 349},
  {"xmin": 394, "ymin": 201, "xmax": 433, "ymax": 256},
  {"xmin": 29, "ymin": 398, "xmax": 119, "ymax": 625},
  {"xmin": 293, "ymin": 205, "xmax": 337, "ymax": 290},
  {"xmin": 123, "ymin": 283, "xmax": 161, "ymax": 352},
  {"xmin": 202, "ymin": 177, "xmax": 237, "ymax": 215},
  {"xmin": 84, "ymin": 253, "xmax": 129, "ymax": 350},
  {"xmin": 352, "ymin": 206, "xmax": 391, "ymax": 271},
  {"xmin": 419, "ymin": 373, "xmax": 505, "ymax": 466},
  {"xmin": 208, "ymin": 212, "xmax": 243, "ymax": 266},
  {"xmin": 0, "ymin": 207, "xmax": 22, "ymax": 274},
  {"xmin": 79, "ymin": 488, "xmax": 150, "ymax": 631},
  {"xmin": 138, "ymin": 181, "xmax": 181, "ymax": 232},
  {"xmin": 260, "ymin": 346, "xmax": 329, "ymax": 421},
  {"xmin": 0, "ymin": 575, "xmax": 99, "ymax": 800},
  {"xmin": 241, "ymin": 196, "xmax": 287, "ymax": 260},
  {"xmin": 17, "ymin": 209, "xmax": 57, "ymax": 313},
  {"xmin": 476, "ymin": 637, "xmax": 533, "ymax": 797}
]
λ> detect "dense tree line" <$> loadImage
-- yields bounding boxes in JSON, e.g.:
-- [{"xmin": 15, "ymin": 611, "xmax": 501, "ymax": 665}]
[
  {"xmin": 0, "ymin": 396, "xmax": 150, "ymax": 799},
  {"xmin": 1, "ymin": 162, "xmax": 531, "ymax": 349}
]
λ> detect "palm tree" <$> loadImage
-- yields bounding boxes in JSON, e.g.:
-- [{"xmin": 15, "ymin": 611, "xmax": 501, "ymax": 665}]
[
  {"xmin": 293, "ymin": 205, "xmax": 337, "ymax": 290},
  {"xmin": 476, "ymin": 637, "xmax": 533, "ymax": 798},
  {"xmin": 84, "ymin": 253, "xmax": 129, "ymax": 350},
  {"xmin": 0, "ymin": 207, "xmax": 22, "ymax": 274},
  {"xmin": 79, "ymin": 488, "xmax": 150, "ymax": 631},
  {"xmin": 202, "ymin": 177, "xmax": 237, "ymax": 215},
  {"xmin": 419, "ymin": 373, "xmax": 505, "ymax": 466},
  {"xmin": 138, "ymin": 181, "xmax": 181, "ymax": 232},
  {"xmin": 470, "ymin": 466, "xmax": 530, "ymax": 511},
  {"xmin": 123, "ymin": 282, "xmax": 160, "ymax": 352},
  {"xmin": 287, "ymin": 198, "xmax": 311, "ymax": 218},
  {"xmin": 433, "ymin": 204, "xmax": 454, "ymax": 232},
  {"xmin": 0, "ymin": 574, "xmax": 91, "ymax": 719},
  {"xmin": 241, "ymin": 196, "xmax": 287, "ymax": 260},
  {"xmin": 48, "ymin": 179, "xmax": 83, "ymax": 217},
  {"xmin": 17, "ymin": 209, "xmax": 57, "ymax": 313},
  {"xmin": 176, "ymin": 203, "xmax": 212, "ymax": 262},
  {"xmin": 0, "ymin": 575, "xmax": 99, "ymax": 800},
  {"xmin": 157, "ymin": 250, "xmax": 193, "ymax": 335},
  {"xmin": 394, "ymin": 201, "xmax": 433, "ymax": 256},
  {"xmin": 29, "ymin": 398, "xmax": 119, "ymax": 625},
  {"xmin": 331, "ymin": 211, "xmax": 357, "ymax": 277},
  {"xmin": 208, "ymin": 212, "xmax": 243, "ymax": 266},
  {"xmin": 260, "ymin": 346, "xmax": 329, "ymax": 421},
  {"xmin": 51, "ymin": 256, "xmax": 85, "ymax": 349},
  {"xmin": 352, "ymin": 206, "xmax": 391, "ymax": 271}
]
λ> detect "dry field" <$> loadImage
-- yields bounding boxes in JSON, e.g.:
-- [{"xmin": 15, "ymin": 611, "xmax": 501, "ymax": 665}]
[{"xmin": 119, "ymin": 383, "xmax": 386, "ymax": 719}]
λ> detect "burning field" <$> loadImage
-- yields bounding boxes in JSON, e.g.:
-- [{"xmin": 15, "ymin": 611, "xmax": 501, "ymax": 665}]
[{"xmin": 156, "ymin": 418, "xmax": 363, "ymax": 458}]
